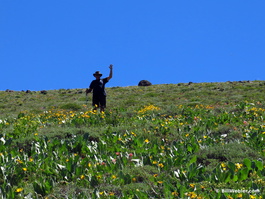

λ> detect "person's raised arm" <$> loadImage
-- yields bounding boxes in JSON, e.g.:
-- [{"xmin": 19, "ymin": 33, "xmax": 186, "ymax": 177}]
[{"xmin": 107, "ymin": 64, "xmax": 113, "ymax": 81}]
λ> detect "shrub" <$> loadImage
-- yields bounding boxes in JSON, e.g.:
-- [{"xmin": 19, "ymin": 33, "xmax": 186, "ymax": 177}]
[{"xmin": 196, "ymin": 142, "xmax": 263, "ymax": 171}]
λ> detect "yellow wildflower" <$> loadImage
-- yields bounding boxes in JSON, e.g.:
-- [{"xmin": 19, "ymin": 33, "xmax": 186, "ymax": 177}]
[
  {"xmin": 22, "ymin": 168, "xmax": 27, "ymax": 171},
  {"xmin": 109, "ymin": 192, "xmax": 115, "ymax": 196},
  {"xmin": 131, "ymin": 132, "xmax": 137, "ymax": 136},
  {"xmin": 16, "ymin": 159, "xmax": 23, "ymax": 164},
  {"xmin": 172, "ymin": 191, "xmax": 178, "ymax": 196},
  {"xmin": 138, "ymin": 105, "xmax": 160, "ymax": 114},
  {"xmin": 235, "ymin": 163, "xmax": 243, "ymax": 170},
  {"xmin": 221, "ymin": 162, "xmax": 227, "ymax": 170},
  {"xmin": 144, "ymin": 139, "xmax": 149, "ymax": 143},
  {"xmin": 189, "ymin": 183, "xmax": 195, "ymax": 188},
  {"xmin": 15, "ymin": 188, "xmax": 23, "ymax": 192},
  {"xmin": 186, "ymin": 192, "xmax": 197, "ymax": 198},
  {"xmin": 80, "ymin": 175, "xmax": 85, "ymax": 180},
  {"xmin": 152, "ymin": 161, "xmax": 158, "ymax": 164},
  {"xmin": 158, "ymin": 163, "xmax": 164, "ymax": 168}
]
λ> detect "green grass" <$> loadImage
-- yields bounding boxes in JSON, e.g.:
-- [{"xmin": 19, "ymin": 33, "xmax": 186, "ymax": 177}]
[{"xmin": 0, "ymin": 80, "xmax": 265, "ymax": 198}]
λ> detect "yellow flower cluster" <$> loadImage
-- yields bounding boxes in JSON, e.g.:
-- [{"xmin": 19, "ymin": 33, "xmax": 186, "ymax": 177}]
[
  {"xmin": 16, "ymin": 109, "xmax": 104, "ymax": 127},
  {"xmin": 194, "ymin": 104, "xmax": 214, "ymax": 109},
  {"xmin": 152, "ymin": 160, "xmax": 164, "ymax": 168},
  {"xmin": 221, "ymin": 162, "xmax": 244, "ymax": 172},
  {"xmin": 245, "ymin": 106, "xmax": 265, "ymax": 119},
  {"xmin": 221, "ymin": 162, "xmax": 227, "ymax": 171},
  {"xmin": 185, "ymin": 191, "xmax": 197, "ymax": 198},
  {"xmin": 137, "ymin": 105, "xmax": 160, "ymax": 114}
]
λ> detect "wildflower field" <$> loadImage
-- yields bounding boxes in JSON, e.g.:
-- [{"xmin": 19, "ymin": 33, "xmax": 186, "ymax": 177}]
[{"xmin": 0, "ymin": 81, "xmax": 265, "ymax": 198}]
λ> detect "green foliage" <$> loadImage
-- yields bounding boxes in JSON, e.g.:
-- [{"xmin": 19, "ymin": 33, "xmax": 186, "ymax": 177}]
[
  {"xmin": 0, "ymin": 81, "xmax": 265, "ymax": 198},
  {"xmin": 196, "ymin": 142, "xmax": 263, "ymax": 172},
  {"xmin": 60, "ymin": 103, "xmax": 82, "ymax": 111}
]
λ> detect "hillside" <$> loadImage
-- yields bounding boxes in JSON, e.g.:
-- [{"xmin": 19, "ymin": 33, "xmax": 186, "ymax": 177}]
[
  {"xmin": 0, "ymin": 81, "xmax": 265, "ymax": 198},
  {"xmin": 1, "ymin": 80, "xmax": 265, "ymax": 117}
]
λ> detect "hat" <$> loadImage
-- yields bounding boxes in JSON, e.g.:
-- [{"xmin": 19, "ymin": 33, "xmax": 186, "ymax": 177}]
[{"xmin": 93, "ymin": 71, "xmax": 102, "ymax": 76}]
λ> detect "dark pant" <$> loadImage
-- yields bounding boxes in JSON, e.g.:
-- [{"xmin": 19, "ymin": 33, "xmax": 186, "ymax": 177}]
[{"xmin": 92, "ymin": 95, "xmax": 106, "ymax": 108}]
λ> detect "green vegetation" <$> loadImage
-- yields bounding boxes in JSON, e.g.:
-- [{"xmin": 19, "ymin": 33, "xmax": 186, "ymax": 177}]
[{"xmin": 0, "ymin": 81, "xmax": 265, "ymax": 198}]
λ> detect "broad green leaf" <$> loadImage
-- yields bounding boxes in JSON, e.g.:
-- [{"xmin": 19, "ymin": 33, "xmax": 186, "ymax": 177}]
[
  {"xmin": 224, "ymin": 172, "xmax": 231, "ymax": 183},
  {"xmin": 232, "ymin": 174, "xmax": 238, "ymax": 181},
  {"xmin": 243, "ymin": 158, "xmax": 251, "ymax": 170},
  {"xmin": 227, "ymin": 162, "xmax": 235, "ymax": 178},
  {"xmin": 239, "ymin": 168, "xmax": 249, "ymax": 181},
  {"xmin": 187, "ymin": 145, "xmax": 193, "ymax": 153},
  {"xmin": 44, "ymin": 180, "xmax": 53, "ymax": 192},
  {"xmin": 228, "ymin": 162, "xmax": 235, "ymax": 171},
  {"xmin": 254, "ymin": 160, "xmax": 263, "ymax": 170},
  {"xmin": 188, "ymin": 155, "xmax": 197, "ymax": 166},
  {"xmin": 75, "ymin": 167, "xmax": 83, "ymax": 176}
]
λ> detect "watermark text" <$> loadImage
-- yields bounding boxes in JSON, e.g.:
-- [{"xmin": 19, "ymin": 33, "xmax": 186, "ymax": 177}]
[{"xmin": 215, "ymin": 189, "xmax": 260, "ymax": 194}]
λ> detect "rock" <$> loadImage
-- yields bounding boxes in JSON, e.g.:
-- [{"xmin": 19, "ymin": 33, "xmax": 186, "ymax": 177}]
[
  {"xmin": 138, "ymin": 80, "xmax": 152, "ymax": 86},
  {"xmin": 5, "ymin": 89, "xmax": 14, "ymax": 92},
  {"xmin": 40, "ymin": 90, "xmax": 47, "ymax": 94}
]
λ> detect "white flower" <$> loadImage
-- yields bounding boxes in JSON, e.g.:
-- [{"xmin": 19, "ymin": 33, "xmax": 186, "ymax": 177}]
[
  {"xmin": 0, "ymin": 120, "xmax": 6, "ymax": 124},
  {"xmin": 57, "ymin": 164, "xmax": 66, "ymax": 169},
  {"xmin": 0, "ymin": 137, "xmax": 5, "ymax": 144}
]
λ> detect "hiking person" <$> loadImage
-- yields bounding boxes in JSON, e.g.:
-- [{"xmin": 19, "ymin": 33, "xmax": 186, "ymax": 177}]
[{"xmin": 86, "ymin": 64, "xmax": 113, "ymax": 112}]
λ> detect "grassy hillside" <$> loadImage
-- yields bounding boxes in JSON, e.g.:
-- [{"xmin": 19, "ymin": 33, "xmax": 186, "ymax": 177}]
[{"xmin": 0, "ymin": 81, "xmax": 265, "ymax": 198}]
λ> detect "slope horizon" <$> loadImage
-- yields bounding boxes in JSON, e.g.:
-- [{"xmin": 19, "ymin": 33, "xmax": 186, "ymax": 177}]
[{"xmin": 1, "ymin": 79, "xmax": 262, "ymax": 92}]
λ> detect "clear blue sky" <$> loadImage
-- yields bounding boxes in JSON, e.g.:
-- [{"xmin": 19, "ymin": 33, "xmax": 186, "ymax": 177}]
[{"xmin": 1, "ymin": 1, "xmax": 264, "ymax": 91}]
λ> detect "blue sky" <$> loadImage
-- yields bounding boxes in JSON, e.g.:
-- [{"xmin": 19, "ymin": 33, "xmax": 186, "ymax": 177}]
[{"xmin": 0, "ymin": 1, "xmax": 264, "ymax": 91}]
